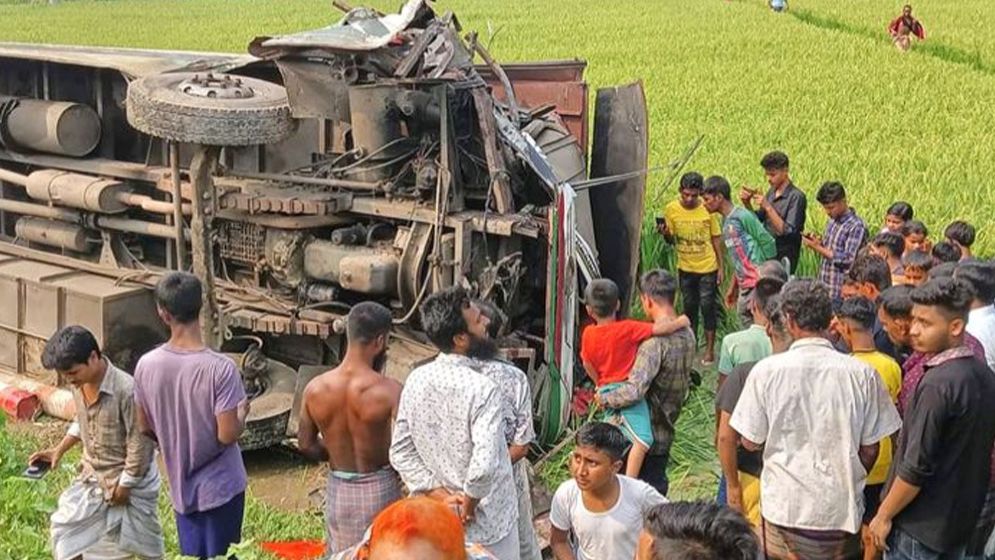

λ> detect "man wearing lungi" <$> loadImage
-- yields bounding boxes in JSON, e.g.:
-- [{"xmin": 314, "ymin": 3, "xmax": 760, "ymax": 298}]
[
  {"xmin": 32, "ymin": 325, "xmax": 164, "ymax": 560},
  {"xmin": 135, "ymin": 272, "xmax": 249, "ymax": 560},
  {"xmin": 297, "ymin": 301, "xmax": 404, "ymax": 555}
]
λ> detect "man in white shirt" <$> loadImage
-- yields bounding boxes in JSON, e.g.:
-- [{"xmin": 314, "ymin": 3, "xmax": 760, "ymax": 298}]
[
  {"xmin": 955, "ymin": 260, "xmax": 995, "ymax": 370},
  {"xmin": 730, "ymin": 279, "xmax": 901, "ymax": 558},
  {"xmin": 550, "ymin": 422, "xmax": 667, "ymax": 560},
  {"xmin": 389, "ymin": 287, "xmax": 519, "ymax": 559}
]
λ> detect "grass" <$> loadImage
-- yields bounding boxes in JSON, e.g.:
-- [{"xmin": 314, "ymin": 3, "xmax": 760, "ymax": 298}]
[
  {"xmin": 1, "ymin": 0, "xmax": 994, "ymax": 516},
  {"xmin": 0, "ymin": 415, "xmax": 323, "ymax": 559}
]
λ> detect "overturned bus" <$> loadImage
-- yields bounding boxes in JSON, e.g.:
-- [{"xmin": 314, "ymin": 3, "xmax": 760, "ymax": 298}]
[{"xmin": 0, "ymin": 0, "xmax": 648, "ymax": 449}]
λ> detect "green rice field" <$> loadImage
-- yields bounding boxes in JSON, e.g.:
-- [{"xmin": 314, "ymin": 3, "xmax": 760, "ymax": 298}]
[{"xmin": 1, "ymin": 0, "xmax": 993, "ymax": 554}]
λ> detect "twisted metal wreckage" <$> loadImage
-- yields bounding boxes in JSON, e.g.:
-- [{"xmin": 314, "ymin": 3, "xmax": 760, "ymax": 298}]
[{"xmin": 0, "ymin": 0, "xmax": 648, "ymax": 449}]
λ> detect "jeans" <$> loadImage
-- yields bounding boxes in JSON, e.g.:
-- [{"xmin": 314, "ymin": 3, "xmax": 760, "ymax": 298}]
[
  {"xmin": 717, "ymin": 473, "xmax": 727, "ymax": 505},
  {"xmin": 678, "ymin": 270, "xmax": 718, "ymax": 335},
  {"xmin": 886, "ymin": 527, "xmax": 967, "ymax": 560}
]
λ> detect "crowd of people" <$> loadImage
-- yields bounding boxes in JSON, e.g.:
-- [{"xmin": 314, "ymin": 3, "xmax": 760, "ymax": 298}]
[{"xmin": 23, "ymin": 148, "xmax": 995, "ymax": 560}]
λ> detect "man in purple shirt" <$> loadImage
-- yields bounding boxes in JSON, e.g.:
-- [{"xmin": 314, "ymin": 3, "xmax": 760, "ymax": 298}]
[
  {"xmin": 135, "ymin": 272, "xmax": 249, "ymax": 560},
  {"xmin": 802, "ymin": 181, "xmax": 868, "ymax": 302}
]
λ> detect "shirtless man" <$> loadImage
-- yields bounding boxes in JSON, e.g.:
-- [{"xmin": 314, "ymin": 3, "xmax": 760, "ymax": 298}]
[{"xmin": 298, "ymin": 301, "xmax": 403, "ymax": 555}]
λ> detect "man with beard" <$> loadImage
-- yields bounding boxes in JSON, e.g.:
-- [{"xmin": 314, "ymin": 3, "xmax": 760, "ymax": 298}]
[
  {"xmin": 475, "ymin": 300, "xmax": 543, "ymax": 560},
  {"xmin": 298, "ymin": 302, "xmax": 403, "ymax": 555},
  {"xmin": 390, "ymin": 287, "xmax": 520, "ymax": 559}
]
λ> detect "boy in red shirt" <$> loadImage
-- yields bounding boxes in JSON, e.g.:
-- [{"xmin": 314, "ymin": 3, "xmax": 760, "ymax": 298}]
[{"xmin": 581, "ymin": 278, "xmax": 690, "ymax": 478}]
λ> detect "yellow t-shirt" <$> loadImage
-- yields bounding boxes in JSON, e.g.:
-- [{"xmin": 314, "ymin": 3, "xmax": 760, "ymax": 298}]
[
  {"xmin": 853, "ymin": 350, "xmax": 902, "ymax": 485},
  {"xmin": 663, "ymin": 200, "xmax": 721, "ymax": 274}
]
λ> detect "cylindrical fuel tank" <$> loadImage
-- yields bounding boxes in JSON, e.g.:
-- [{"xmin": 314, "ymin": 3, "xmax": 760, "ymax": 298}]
[
  {"xmin": 347, "ymin": 84, "xmax": 409, "ymax": 182},
  {"xmin": 25, "ymin": 170, "xmax": 130, "ymax": 213},
  {"xmin": 2, "ymin": 98, "xmax": 101, "ymax": 157},
  {"xmin": 303, "ymin": 239, "xmax": 398, "ymax": 296},
  {"xmin": 15, "ymin": 217, "xmax": 96, "ymax": 252}
]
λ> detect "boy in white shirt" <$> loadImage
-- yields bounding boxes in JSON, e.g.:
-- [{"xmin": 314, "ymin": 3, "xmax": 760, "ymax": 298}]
[{"xmin": 550, "ymin": 422, "xmax": 667, "ymax": 560}]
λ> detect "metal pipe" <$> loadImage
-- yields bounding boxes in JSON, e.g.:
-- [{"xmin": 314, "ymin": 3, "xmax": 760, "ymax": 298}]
[
  {"xmin": 0, "ymin": 197, "xmax": 80, "ymax": 222},
  {"xmin": 96, "ymin": 215, "xmax": 188, "ymax": 240},
  {"xmin": 115, "ymin": 192, "xmax": 192, "ymax": 216},
  {"xmin": 0, "ymin": 167, "xmax": 28, "ymax": 186},
  {"xmin": 15, "ymin": 217, "xmax": 96, "ymax": 252},
  {"xmin": 224, "ymin": 169, "xmax": 381, "ymax": 190},
  {"xmin": 470, "ymin": 39, "xmax": 521, "ymax": 126},
  {"xmin": 169, "ymin": 142, "xmax": 187, "ymax": 270}
]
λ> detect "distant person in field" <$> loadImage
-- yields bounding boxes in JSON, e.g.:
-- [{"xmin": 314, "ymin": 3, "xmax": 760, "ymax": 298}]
[
  {"xmin": 581, "ymin": 278, "xmax": 690, "ymax": 478},
  {"xmin": 944, "ymin": 220, "xmax": 976, "ymax": 260},
  {"xmin": 931, "ymin": 241, "xmax": 962, "ymax": 264},
  {"xmin": 882, "ymin": 202, "xmax": 914, "ymax": 235},
  {"xmin": 34, "ymin": 326, "xmax": 163, "ymax": 560},
  {"xmin": 298, "ymin": 302, "xmax": 403, "ymax": 555},
  {"xmin": 803, "ymin": 181, "xmax": 868, "ymax": 302},
  {"xmin": 661, "ymin": 171, "xmax": 724, "ymax": 364},
  {"xmin": 902, "ymin": 220, "xmax": 931, "ymax": 257},
  {"xmin": 741, "ymin": 150, "xmax": 807, "ymax": 273},
  {"xmin": 869, "ymin": 232, "xmax": 906, "ymax": 283},
  {"xmin": 702, "ymin": 175, "xmax": 777, "ymax": 327},
  {"xmin": 889, "ymin": 4, "xmax": 925, "ymax": 52},
  {"xmin": 135, "ymin": 272, "xmax": 249, "ymax": 560},
  {"xmin": 901, "ymin": 250, "xmax": 933, "ymax": 287}
]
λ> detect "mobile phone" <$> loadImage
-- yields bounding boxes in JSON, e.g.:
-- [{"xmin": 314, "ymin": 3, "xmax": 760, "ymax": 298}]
[{"xmin": 22, "ymin": 459, "xmax": 51, "ymax": 480}]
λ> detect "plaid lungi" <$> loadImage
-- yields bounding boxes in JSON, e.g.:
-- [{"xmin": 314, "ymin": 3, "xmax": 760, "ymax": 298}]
[
  {"xmin": 761, "ymin": 520, "xmax": 861, "ymax": 560},
  {"xmin": 325, "ymin": 467, "xmax": 403, "ymax": 555}
]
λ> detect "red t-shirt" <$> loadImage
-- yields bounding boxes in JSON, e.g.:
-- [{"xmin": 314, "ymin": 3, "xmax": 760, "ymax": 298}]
[{"xmin": 580, "ymin": 319, "xmax": 655, "ymax": 386}]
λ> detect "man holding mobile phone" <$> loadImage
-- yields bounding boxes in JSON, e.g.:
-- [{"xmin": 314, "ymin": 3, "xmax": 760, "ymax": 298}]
[
  {"xmin": 741, "ymin": 151, "xmax": 807, "ymax": 274},
  {"xmin": 32, "ymin": 325, "xmax": 164, "ymax": 560}
]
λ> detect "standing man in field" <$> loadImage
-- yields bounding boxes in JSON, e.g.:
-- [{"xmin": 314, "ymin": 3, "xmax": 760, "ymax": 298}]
[
  {"xmin": 803, "ymin": 181, "xmax": 868, "ymax": 303},
  {"xmin": 598, "ymin": 269, "xmax": 697, "ymax": 497},
  {"xmin": 888, "ymin": 4, "xmax": 925, "ymax": 52},
  {"xmin": 297, "ymin": 302, "xmax": 403, "ymax": 555},
  {"xmin": 702, "ymin": 175, "xmax": 777, "ymax": 327},
  {"xmin": 135, "ymin": 272, "xmax": 250, "ymax": 560},
  {"xmin": 32, "ymin": 326, "xmax": 163, "ymax": 560},
  {"xmin": 661, "ymin": 171, "xmax": 723, "ymax": 365},
  {"xmin": 390, "ymin": 287, "xmax": 519, "ymax": 559},
  {"xmin": 741, "ymin": 151, "xmax": 807, "ymax": 273}
]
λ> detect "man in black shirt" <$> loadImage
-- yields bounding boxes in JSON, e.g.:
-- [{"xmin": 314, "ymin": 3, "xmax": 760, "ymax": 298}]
[
  {"xmin": 741, "ymin": 151, "xmax": 807, "ymax": 273},
  {"xmin": 869, "ymin": 278, "xmax": 995, "ymax": 558}
]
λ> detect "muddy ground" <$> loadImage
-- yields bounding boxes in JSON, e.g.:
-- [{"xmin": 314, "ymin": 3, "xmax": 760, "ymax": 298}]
[{"xmin": 9, "ymin": 417, "xmax": 327, "ymax": 514}]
